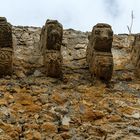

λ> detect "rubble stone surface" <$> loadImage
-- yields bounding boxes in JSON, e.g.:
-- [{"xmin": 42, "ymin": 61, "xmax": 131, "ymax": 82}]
[{"xmin": 2, "ymin": 25, "xmax": 139, "ymax": 140}]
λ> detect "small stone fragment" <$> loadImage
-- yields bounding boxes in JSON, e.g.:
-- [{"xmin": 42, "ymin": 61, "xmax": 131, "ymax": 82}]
[{"xmin": 41, "ymin": 122, "xmax": 57, "ymax": 133}]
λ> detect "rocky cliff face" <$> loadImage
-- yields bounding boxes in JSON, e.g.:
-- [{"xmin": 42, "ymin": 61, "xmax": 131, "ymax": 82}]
[{"xmin": 0, "ymin": 26, "xmax": 139, "ymax": 139}]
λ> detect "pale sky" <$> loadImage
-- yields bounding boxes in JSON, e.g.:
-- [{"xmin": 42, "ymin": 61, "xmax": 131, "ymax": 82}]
[{"xmin": 1, "ymin": 0, "xmax": 140, "ymax": 34}]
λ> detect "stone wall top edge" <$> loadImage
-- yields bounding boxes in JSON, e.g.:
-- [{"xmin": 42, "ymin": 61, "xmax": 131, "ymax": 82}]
[{"xmin": 11, "ymin": 25, "xmax": 140, "ymax": 37}]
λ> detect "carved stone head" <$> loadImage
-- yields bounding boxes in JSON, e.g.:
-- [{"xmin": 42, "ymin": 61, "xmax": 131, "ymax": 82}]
[
  {"xmin": 46, "ymin": 20, "xmax": 63, "ymax": 50},
  {"xmin": 0, "ymin": 17, "xmax": 12, "ymax": 48},
  {"xmin": 91, "ymin": 23, "xmax": 113, "ymax": 52}
]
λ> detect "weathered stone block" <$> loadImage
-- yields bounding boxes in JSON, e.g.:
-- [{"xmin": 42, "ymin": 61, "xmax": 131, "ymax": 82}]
[
  {"xmin": 0, "ymin": 48, "xmax": 13, "ymax": 76},
  {"xmin": 86, "ymin": 23, "xmax": 113, "ymax": 82},
  {"xmin": 131, "ymin": 34, "xmax": 140, "ymax": 78},
  {"xmin": 40, "ymin": 20, "xmax": 63, "ymax": 78},
  {"xmin": 0, "ymin": 17, "xmax": 13, "ymax": 76},
  {"xmin": 90, "ymin": 52, "xmax": 113, "ymax": 81},
  {"xmin": 44, "ymin": 50, "xmax": 63, "ymax": 78}
]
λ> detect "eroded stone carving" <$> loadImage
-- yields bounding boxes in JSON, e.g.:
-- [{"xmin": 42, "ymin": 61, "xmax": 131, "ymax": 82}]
[
  {"xmin": 86, "ymin": 23, "xmax": 113, "ymax": 82},
  {"xmin": 131, "ymin": 34, "xmax": 140, "ymax": 77},
  {"xmin": 0, "ymin": 17, "xmax": 13, "ymax": 76},
  {"xmin": 40, "ymin": 20, "xmax": 63, "ymax": 78}
]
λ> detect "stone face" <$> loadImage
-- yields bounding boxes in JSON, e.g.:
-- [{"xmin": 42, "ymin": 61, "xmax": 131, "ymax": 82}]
[
  {"xmin": 90, "ymin": 23, "xmax": 113, "ymax": 52},
  {"xmin": 40, "ymin": 20, "xmax": 63, "ymax": 52},
  {"xmin": 0, "ymin": 17, "xmax": 13, "ymax": 76},
  {"xmin": 40, "ymin": 20, "xmax": 63, "ymax": 78},
  {"xmin": 86, "ymin": 23, "xmax": 113, "ymax": 82},
  {"xmin": 131, "ymin": 34, "xmax": 140, "ymax": 78}
]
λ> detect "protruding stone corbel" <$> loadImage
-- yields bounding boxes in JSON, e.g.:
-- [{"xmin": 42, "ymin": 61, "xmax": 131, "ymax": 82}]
[
  {"xmin": 40, "ymin": 19, "xmax": 63, "ymax": 78},
  {"xmin": 86, "ymin": 23, "xmax": 114, "ymax": 82}
]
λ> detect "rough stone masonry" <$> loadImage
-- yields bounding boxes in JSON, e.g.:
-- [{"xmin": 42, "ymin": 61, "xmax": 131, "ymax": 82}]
[
  {"xmin": 40, "ymin": 20, "xmax": 63, "ymax": 78},
  {"xmin": 0, "ymin": 17, "xmax": 13, "ymax": 77},
  {"xmin": 86, "ymin": 23, "xmax": 114, "ymax": 82}
]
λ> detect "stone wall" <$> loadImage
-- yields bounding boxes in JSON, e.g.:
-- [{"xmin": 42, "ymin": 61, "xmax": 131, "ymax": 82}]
[
  {"xmin": 12, "ymin": 26, "xmax": 42, "ymax": 77},
  {"xmin": 12, "ymin": 26, "xmax": 89, "ymax": 77},
  {"xmin": 113, "ymin": 34, "xmax": 134, "ymax": 49},
  {"xmin": 0, "ymin": 24, "xmax": 139, "ymax": 140},
  {"xmin": 12, "ymin": 26, "xmax": 137, "ymax": 78}
]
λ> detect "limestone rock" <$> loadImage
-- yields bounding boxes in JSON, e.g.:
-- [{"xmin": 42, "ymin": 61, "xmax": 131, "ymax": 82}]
[
  {"xmin": 0, "ymin": 17, "xmax": 13, "ymax": 77},
  {"xmin": 86, "ymin": 23, "xmax": 113, "ymax": 82},
  {"xmin": 40, "ymin": 20, "xmax": 63, "ymax": 78}
]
